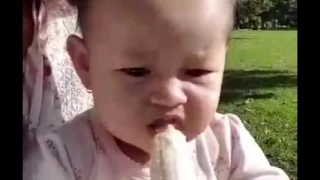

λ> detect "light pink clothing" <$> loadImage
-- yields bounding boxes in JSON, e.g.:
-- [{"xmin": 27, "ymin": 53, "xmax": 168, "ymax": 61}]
[
  {"xmin": 23, "ymin": 110, "xmax": 289, "ymax": 180},
  {"xmin": 23, "ymin": 0, "xmax": 92, "ymax": 156}
]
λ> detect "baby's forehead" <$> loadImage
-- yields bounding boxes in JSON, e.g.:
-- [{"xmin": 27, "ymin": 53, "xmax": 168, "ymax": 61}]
[
  {"xmin": 88, "ymin": 0, "xmax": 233, "ymax": 43},
  {"xmin": 90, "ymin": 0, "xmax": 233, "ymax": 28}
]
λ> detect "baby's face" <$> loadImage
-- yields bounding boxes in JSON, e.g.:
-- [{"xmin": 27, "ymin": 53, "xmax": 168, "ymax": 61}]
[{"xmin": 68, "ymin": 0, "xmax": 232, "ymax": 155}]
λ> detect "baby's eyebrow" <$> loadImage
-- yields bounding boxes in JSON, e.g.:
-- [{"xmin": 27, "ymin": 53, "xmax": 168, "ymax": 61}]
[
  {"xmin": 123, "ymin": 48, "xmax": 158, "ymax": 61},
  {"xmin": 184, "ymin": 49, "xmax": 209, "ymax": 63}
]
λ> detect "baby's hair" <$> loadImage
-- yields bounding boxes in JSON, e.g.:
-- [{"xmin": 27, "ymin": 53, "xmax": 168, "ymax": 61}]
[{"xmin": 67, "ymin": 0, "xmax": 237, "ymax": 40}]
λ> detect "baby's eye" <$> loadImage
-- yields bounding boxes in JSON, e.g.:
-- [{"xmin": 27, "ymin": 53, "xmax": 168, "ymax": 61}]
[
  {"xmin": 185, "ymin": 69, "xmax": 212, "ymax": 77},
  {"xmin": 119, "ymin": 68, "xmax": 151, "ymax": 77}
]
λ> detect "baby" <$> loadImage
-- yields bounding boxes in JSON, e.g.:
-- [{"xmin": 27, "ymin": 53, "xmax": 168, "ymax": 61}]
[{"xmin": 24, "ymin": 0, "xmax": 290, "ymax": 179}]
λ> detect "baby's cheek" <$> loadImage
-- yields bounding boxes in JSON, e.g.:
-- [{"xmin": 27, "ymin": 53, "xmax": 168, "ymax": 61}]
[
  {"xmin": 186, "ymin": 83, "xmax": 220, "ymax": 113},
  {"xmin": 185, "ymin": 87, "xmax": 219, "ymax": 139}
]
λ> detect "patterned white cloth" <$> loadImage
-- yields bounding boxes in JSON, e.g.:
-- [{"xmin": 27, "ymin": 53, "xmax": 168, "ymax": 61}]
[
  {"xmin": 23, "ymin": 111, "xmax": 289, "ymax": 180},
  {"xmin": 23, "ymin": 0, "xmax": 93, "ymax": 157}
]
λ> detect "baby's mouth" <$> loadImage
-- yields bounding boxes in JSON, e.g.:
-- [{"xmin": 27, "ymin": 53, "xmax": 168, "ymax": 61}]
[
  {"xmin": 148, "ymin": 119, "xmax": 170, "ymax": 133},
  {"xmin": 148, "ymin": 115, "xmax": 183, "ymax": 134}
]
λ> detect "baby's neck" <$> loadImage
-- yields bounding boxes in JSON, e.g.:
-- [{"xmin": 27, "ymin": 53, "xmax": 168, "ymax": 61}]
[{"xmin": 113, "ymin": 136, "xmax": 151, "ymax": 165}]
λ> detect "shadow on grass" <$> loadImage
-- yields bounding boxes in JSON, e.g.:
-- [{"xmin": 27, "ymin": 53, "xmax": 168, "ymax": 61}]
[
  {"xmin": 220, "ymin": 69, "xmax": 297, "ymax": 103},
  {"xmin": 231, "ymin": 37, "xmax": 252, "ymax": 40},
  {"xmin": 235, "ymin": 28, "xmax": 297, "ymax": 31},
  {"xmin": 264, "ymin": 27, "xmax": 297, "ymax": 31}
]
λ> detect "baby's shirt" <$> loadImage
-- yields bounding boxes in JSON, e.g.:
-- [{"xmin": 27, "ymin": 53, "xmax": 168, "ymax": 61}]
[{"xmin": 23, "ymin": 110, "xmax": 289, "ymax": 180}]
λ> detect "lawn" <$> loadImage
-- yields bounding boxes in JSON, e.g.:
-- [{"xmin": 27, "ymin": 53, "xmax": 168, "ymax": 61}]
[{"xmin": 218, "ymin": 30, "xmax": 297, "ymax": 179}]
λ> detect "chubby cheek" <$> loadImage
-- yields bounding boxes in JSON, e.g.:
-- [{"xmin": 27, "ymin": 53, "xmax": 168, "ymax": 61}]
[
  {"xmin": 90, "ymin": 70, "xmax": 145, "ymax": 122},
  {"xmin": 91, "ymin": 80, "xmax": 146, "ymax": 140},
  {"xmin": 184, "ymin": 82, "xmax": 222, "ymax": 141},
  {"xmin": 91, "ymin": 76, "xmax": 153, "ymax": 151}
]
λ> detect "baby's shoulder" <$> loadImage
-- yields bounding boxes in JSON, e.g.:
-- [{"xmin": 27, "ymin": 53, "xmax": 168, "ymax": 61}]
[
  {"xmin": 208, "ymin": 112, "xmax": 247, "ymax": 138},
  {"xmin": 213, "ymin": 112, "xmax": 243, "ymax": 125},
  {"xmin": 196, "ymin": 113, "xmax": 253, "ymax": 165},
  {"xmin": 38, "ymin": 110, "xmax": 93, "ymax": 145},
  {"xmin": 28, "ymin": 110, "xmax": 96, "ymax": 180},
  {"xmin": 205, "ymin": 112, "xmax": 258, "ymax": 153},
  {"xmin": 58, "ymin": 110, "xmax": 94, "ymax": 142},
  {"xmin": 197, "ymin": 113, "xmax": 289, "ymax": 180}
]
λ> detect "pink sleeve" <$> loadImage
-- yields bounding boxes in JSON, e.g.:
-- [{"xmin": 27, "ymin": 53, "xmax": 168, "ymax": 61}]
[{"xmin": 227, "ymin": 114, "xmax": 289, "ymax": 180}]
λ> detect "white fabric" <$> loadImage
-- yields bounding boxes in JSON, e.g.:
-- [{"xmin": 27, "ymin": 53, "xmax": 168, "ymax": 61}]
[{"xmin": 23, "ymin": 0, "xmax": 93, "ymax": 157}]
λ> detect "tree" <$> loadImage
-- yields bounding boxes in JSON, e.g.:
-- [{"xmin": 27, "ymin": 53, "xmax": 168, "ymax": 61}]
[
  {"xmin": 236, "ymin": 0, "xmax": 274, "ymax": 29},
  {"xmin": 270, "ymin": 0, "xmax": 297, "ymax": 26}
]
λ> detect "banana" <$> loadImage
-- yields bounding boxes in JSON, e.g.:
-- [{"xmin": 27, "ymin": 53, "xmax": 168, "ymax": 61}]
[{"xmin": 150, "ymin": 125, "xmax": 196, "ymax": 180}]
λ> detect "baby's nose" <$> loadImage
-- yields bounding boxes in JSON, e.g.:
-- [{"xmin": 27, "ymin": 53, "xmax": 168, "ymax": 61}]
[{"xmin": 150, "ymin": 78, "xmax": 187, "ymax": 108}]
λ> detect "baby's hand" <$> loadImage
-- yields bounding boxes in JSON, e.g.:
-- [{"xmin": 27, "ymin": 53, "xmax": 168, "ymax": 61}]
[{"xmin": 150, "ymin": 125, "xmax": 196, "ymax": 180}]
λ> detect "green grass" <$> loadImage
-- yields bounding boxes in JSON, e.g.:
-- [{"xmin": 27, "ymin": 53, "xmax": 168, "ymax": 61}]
[{"xmin": 218, "ymin": 30, "xmax": 297, "ymax": 179}]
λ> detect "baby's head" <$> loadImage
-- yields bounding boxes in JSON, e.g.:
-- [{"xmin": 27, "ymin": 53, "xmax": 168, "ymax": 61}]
[{"xmin": 67, "ymin": 0, "xmax": 235, "ymax": 162}]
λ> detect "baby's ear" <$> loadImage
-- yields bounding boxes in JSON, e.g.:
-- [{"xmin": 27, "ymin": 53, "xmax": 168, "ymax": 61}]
[{"xmin": 66, "ymin": 35, "xmax": 91, "ymax": 90}]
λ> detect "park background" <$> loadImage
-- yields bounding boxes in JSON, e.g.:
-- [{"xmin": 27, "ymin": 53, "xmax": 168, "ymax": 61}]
[{"xmin": 220, "ymin": 0, "xmax": 297, "ymax": 179}]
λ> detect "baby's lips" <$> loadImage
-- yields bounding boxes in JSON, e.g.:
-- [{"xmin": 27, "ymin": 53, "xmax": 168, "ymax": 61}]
[
  {"xmin": 157, "ymin": 124, "xmax": 176, "ymax": 135},
  {"xmin": 160, "ymin": 124, "xmax": 175, "ymax": 133},
  {"xmin": 156, "ymin": 125, "xmax": 187, "ymax": 142},
  {"xmin": 149, "ymin": 113, "xmax": 185, "ymax": 133},
  {"xmin": 165, "ymin": 125, "xmax": 182, "ymax": 134}
]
